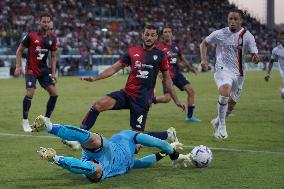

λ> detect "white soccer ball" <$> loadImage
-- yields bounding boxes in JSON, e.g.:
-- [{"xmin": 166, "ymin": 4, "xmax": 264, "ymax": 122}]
[
  {"xmin": 280, "ymin": 88, "xmax": 284, "ymax": 99},
  {"xmin": 190, "ymin": 145, "xmax": 213, "ymax": 168}
]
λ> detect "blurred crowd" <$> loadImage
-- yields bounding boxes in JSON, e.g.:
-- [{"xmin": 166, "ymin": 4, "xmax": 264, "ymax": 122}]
[{"xmin": 0, "ymin": 0, "xmax": 279, "ymax": 58}]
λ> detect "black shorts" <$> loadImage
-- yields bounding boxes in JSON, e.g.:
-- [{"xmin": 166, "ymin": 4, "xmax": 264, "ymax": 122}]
[
  {"xmin": 163, "ymin": 72, "xmax": 190, "ymax": 93},
  {"xmin": 25, "ymin": 74, "xmax": 55, "ymax": 89},
  {"xmin": 107, "ymin": 90, "xmax": 149, "ymax": 132}
]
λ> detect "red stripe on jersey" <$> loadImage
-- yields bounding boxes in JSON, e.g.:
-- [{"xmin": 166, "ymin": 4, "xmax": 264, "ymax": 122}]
[{"xmin": 237, "ymin": 29, "xmax": 247, "ymax": 76}]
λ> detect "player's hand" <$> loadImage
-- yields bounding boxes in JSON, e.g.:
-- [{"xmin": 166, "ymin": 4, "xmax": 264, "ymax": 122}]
[
  {"xmin": 171, "ymin": 141, "xmax": 184, "ymax": 150},
  {"xmin": 172, "ymin": 154, "xmax": 192, "ymax": 168},
  {"xmin": 175, "ymin": 101, "xmax": 185, "ymax": 112},
  {"xmin": 80, "ymin": 76, "xmax": 95, "ymax": 82},
  {"xmin": 251, "ymin": 54, "xmax": 260, "ymax": 64},
  {"xmin": 264, "ymin": 74, "xmax": 270, "ymax": 82},
  {"xmin": 49, "ymin": 74, "xmax": 57, "ymax": 83},
  {"xmin": 200, "ymin": 59, "xmax": 208, "ymax": 71},
  {"xmin": 14, "ymin": 67, "xmax": 21, "ymax": 77}
]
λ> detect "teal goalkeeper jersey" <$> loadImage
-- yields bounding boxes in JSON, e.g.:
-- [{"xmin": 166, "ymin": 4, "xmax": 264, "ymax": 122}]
[{"xmin": 81, "ymin": 131, "xmax": 137, "ymax": 180}]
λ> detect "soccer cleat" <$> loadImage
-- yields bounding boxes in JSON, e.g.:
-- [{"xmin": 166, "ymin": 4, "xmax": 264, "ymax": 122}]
[
  {"xmin": 62, "ymin": 140, "xmax": 81, "ymax": 150},
  {"xmin": 37, "ymin": 147, "xmax": 56, "ymax": 161},
  {"xmin": 211, "ymin": 117, "xmax": 219, "ymax": 136},
  {"xmin": 218, "ymin": 125, "xmax": 228, "ymax": 139},
  {"xmin": 172, "ymin": 154, "xmax": 192, "ymax": 168},
  {"xmin": 31, "ymin": 115, "xmax": 52, "ymax": 132},
  {"xmin": 167, "ymin": 127, "xmax": 179, "ymax": 143},
  {"xmin": 185, "ymin": 116, "xmax": 202, "ymax": 123},
  {"xmin": 22, "ymin": 119, "xmax": 32, "ymax": 132}
]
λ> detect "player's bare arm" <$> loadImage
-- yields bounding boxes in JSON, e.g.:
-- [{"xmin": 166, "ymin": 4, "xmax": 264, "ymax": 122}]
[
  {"xmin": 50, "ymin": 50, "xmax": 57, "ymax": 80},
  {"xmin": 200, "ymin": 40, "xmax": 209, "ymax": 71},
  {"xmin": 179, "ymin": 54, "xmax": 197, "ymax": 75},
  {"xmin": 251, "ymin": 53, "xmax": 260, "ymax": 64},
  {"xmin": 15, "ymin": 43, "xmax": 26, "ymax": 77},
  {"xmin": 264, "ymin": 59, "xmax": 274, "ymax": 82},
  {"xmin": 162, "ymin": 71, "xmax": 185, "ymax": 111},
  {"xmin": 81, "ymin": 60, "xmax": 124, "ymax": 82}
]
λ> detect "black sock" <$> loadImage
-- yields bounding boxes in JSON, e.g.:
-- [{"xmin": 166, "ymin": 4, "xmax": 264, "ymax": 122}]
[
  {"xmin": 80, "ymin": 106, "xmax": 100, "ymax": 130},
  {"xmin": 23, "ymin": 96, "xmax": 32, "ymax": 119},
  {"xmin": 187, "ymin": 105, "xmax": 195, "ymax": 118},
  {"xmin": 155, "ymin": 151, "xmax": 168, "ymax": 161},
  {"xmin": 45, "ymin": 96, "xmax": 58, "ymax": 118},
  {"xmin": 152, "ymin": 96, "xmax": 157, "ymax": 104},
  {"xmin": 169, "ymin": 150, "xmax": 180, "ymax": 160},
  {"xmin": 145, "ymin": 131, "xmax": 168, "ymax": 140}
]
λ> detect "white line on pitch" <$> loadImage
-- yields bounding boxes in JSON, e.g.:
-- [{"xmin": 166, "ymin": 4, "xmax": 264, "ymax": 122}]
[{"xmin": 0, "ymin": 132, "xmax": 283, "ymax": 156}]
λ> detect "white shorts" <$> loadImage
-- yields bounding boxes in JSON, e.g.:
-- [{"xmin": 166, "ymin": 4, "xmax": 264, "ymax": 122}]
[
  {"xmin": 214, "ymin": 69, "xmax": 245, "ymax": 102},
  {"xmin": 278, "ymin": 62, "xmax": 284, "ymax": 83}
]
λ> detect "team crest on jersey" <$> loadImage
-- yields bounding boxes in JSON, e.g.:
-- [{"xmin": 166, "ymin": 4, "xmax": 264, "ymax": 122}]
[
  {"xmin": 49, "ymin": 40, "xmax": 52, "ymax": 45},
  {"xmin": 153, "ymin": 55, "xmax": 158, "ymax": 60}
]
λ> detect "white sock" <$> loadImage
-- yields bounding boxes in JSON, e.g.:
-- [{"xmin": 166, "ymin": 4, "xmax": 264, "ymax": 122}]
[{"xmin": 217, "ymin": 96, "xmax": 229, "ymax": 126}]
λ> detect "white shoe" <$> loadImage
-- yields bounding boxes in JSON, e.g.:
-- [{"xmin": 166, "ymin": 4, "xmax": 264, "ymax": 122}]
[
  {"xmin": 22, "ymin": 119, "xmax": 32, "ymax": 132},
  {"xmin": 211, "ymin": 117, "xmax": 219, "ymax": 137},
  {"xmin": 167, "ymin": 127, "xmax": 179, "ymax": 143},
  {"xmin": 62, "ymin": 140, "xmax": 81, "ymax": 150},
  {"xmin": 218, "ymin": 125, "xmax": 228, "ymax": 139}
]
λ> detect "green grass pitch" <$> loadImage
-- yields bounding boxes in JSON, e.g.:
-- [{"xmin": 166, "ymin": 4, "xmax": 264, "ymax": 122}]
[{"xmin": 0, "ymin": 71, "xmax": 283, "ymax": 189}]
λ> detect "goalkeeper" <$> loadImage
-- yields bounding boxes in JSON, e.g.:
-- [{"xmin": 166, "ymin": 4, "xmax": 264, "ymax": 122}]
[{"xmin": 32, "ymin": 115, "xmax": 191, "ymax": 182}]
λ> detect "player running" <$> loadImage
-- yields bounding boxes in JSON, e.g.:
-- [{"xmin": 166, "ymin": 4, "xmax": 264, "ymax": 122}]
[
  {"xmin": 155, "ymin": 26, "xmax": 201, "ymax": 122},
  {"xmin": 200, "ymin": 9, "xmax": 260, "ymax": 139},
  {"xmin": 14, "ymin": 13, "xmax": 58, "ymax": 132},
  {"xmin": 264, "ymin": 30, "xmax": 284, "ymax": 99},
  {"xmin": 32, "ymin": 115, "xmax": 191, "ymax": 182}
]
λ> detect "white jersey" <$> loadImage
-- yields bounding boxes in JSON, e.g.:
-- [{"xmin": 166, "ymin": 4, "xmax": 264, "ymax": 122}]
[
  {"xmin": 271, "ymin": 44, "xmax": 284, "ymax": 78},
  {"xmin": 205, "ymin": 27, "xmax": 258, "ymax": 76}
]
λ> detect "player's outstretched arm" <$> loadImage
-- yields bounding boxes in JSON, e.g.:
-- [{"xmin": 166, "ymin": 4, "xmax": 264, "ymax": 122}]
[
  {"xmin": 200, "ymin": 40, "xmax": 209, "ymax": 71},
  {"xmin": 15, "ymin": 43, "xmax": 26, "ymax": 77},
  {"xmin": 264, "ymin": 59, "xmax": 274, "ymax": 82},
  {"xmin": 162, "ymin": 71, "xmax": 185, "ymax": 111},
  {"xmin": 179, "ymin": 54, "xmax": 197, "ymax": 75},
  {"xmin": 80, "ymin": 61, "xmax": 124, "ymax": 82}
]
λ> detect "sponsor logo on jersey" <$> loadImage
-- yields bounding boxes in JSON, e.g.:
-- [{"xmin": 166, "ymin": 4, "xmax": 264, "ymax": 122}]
[
  {"xmin": 153, "ymin": 55, "xmax": 158, "ymax": 60},
  {"xmin": 136, "ymin": 70, "xmax": 149, "ymax": 79},
  {"xmin": 134, "ymin": 60, "xmax": 153, "ymax": 69}
]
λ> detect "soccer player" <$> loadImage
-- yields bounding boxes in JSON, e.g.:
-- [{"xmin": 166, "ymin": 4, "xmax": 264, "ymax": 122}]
[
  {"xmin": 32, "ymin": 115, "xmax": 191, "ymax": 182},
  {"xmin": 154, "ymin": 26, "xmax": 201, "ymax": 122},
  {"xmin": 14, "ymin": 13, "xmax": 58, "ymax": 132},
  {"xmin": 200, "ymin": 9, "xmax": 260, "ymax": 139},
  {"xmin": 74, "ymin": 24, "xmax": 184, "ymax": 141},
  {"xmin": 264, "ymin": 30, "xmax": 284, "ymax": 98}
]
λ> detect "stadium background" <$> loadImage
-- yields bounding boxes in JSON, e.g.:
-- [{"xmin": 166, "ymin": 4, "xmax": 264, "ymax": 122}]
[
  {"xmin": 0, "ymin": 0, "xmax": 282, "ymax": 78},
  {"xmin": 0, "ymin": 1, "xmax": 284, "ymax": 189}
]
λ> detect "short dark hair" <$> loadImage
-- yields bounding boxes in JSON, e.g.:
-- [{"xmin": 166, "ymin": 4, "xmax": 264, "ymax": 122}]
[
  {"xmin": 160, "ymin": 25, "xmax": 172, "ymax": 35},
  {"xmin": 229, "ymin": 9, "xmax": 244, "ymax": 19},
  {"xmin": 143, "ymin": 23, "xmax": 158, "ymax": 34},
  {"xmin": 40, "ymin": 12, "xmax": 52, "ymax": 20}
]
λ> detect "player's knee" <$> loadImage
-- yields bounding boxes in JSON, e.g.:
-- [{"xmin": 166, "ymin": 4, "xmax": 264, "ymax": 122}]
[{"xmin": 93, "ymin": 97, "xmax": 115, "ymax": 112}]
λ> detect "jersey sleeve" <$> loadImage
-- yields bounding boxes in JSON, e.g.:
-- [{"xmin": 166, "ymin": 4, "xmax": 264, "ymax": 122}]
[
  {"xmin": 51, "ymin": 36, "xmax": 58, "ymax": 51},
  {"xmin": 21, "ymin": 33, "xmax": 30, "ymax": 47},
  {"xmin": 119, "ymin": 50, "xmax": 131, "ymax": 67},
  {"xmin": 205, "ymin": 30, "xmax": 219, "ymax": 45},
  {"xmin": 245, "ymin": 31, "xmax": 258, "ymax": 54},
  {"xmin": 271, "ymin": 48, "xmax": 278, "ymax": 61},
  {"xmin": 159, "ymin": 53, "xmax": 169, "ymax": 71}
]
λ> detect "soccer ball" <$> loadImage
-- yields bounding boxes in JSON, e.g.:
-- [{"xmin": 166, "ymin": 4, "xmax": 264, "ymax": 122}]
[
  {"xmin": 190, "ymin": 145, "xmax": 213, "ymax": 168},
  {"xmin": 280, "ymin": 88, "xmax": 284, "ymax": 99}
]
